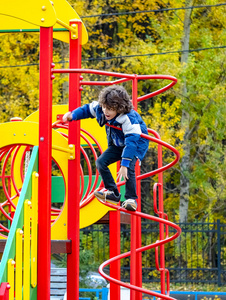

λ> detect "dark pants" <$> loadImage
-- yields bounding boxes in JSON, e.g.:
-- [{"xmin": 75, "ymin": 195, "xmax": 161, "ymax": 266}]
[{"xmin": 96, "ymin": 145, "xmax": 137, "ymax": 200}]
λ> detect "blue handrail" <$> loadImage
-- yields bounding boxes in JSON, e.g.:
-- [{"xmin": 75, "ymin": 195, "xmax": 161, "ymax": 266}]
[
  {"xmin": 79, "ymin": 287, "xmax": 108, "ymax": 300},
  {"xmin": 151, "ymin": 291, "xmax": 226, "ymax": 300},
  {"xmin": 78, "ymin": 288, "xmax": 226, "ymax": 300}
]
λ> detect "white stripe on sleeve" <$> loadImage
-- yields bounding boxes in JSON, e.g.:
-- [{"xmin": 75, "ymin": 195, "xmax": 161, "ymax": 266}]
[
  {"xmin": 116, "ymin": 114, "xmax": 141, "ymax": 135},
  {"xmin": 89, "ymin": 101, "xmax": 99, "ymax": 117}
]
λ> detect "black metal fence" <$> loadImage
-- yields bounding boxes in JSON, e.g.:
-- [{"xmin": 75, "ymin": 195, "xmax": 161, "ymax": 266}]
[{"xmin": 80, "ymin": 220, "xmax": 226, "ymax": 286}]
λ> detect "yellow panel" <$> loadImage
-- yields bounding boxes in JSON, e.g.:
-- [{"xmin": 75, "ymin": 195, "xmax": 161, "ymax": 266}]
[
  {"xmin": 15, "ymin": 229, "xmax": 23, "ymax": 300},
  {"xmin": 0, "ymin": 104, "xmax": 116, "ymax": 239},
  {"xmin": 25, "ymin": 105, "xmax": 114, "ymax": 234},
  {"xmin": 51, "ymin": 0, "xmax": 88, "ymax": 44},
  {"xmin": 23, "ymin": 200, "xmax": 31, "ymax": 300},
  {"xmin": 80, "ymin": 198, "xmax": 116, "ymax": 228},
  {"xmin": 7, "ymin": 259, "xmax": 15, "ymax": 300},
  {"xmin": 31, "ymin": 172, "xmax": 38, "ymax": 288},
  {"xmin": 0, "ymin": 120, "xmax": 67, "ymax": 239},
  {"xmin": 0, "ymin": 0, "xmax": 56, "ymax": 28},
  {"xmin": 0, "ymin": 0, "xmax": 88, "ymax": 45},
  {"xmin": 0, "ymin": 122, "xmax": 39, "ymax": 148}
]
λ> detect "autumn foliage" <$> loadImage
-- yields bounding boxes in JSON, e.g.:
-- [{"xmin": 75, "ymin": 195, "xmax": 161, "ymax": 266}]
[{"xmin": 0, "ymin": 0, "xmax": 225, "ymax": 222}]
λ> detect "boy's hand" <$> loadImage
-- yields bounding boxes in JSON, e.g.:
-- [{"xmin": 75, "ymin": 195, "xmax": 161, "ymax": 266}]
[
  {"xmin": 62, "ymin": 111, "xmax": 72, "ymax": 123},
  {"xmin": 117, "ymin": 166, "xmax": 128, "ymax": 182}
]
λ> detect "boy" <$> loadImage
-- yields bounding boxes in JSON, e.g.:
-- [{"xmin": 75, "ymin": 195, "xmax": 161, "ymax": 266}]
[{"xmin": 63, "ymin": 85, "xmax": 149, "ymax": 211}]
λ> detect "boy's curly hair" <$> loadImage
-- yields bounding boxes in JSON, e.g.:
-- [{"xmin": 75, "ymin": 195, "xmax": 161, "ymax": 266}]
[{"xmin": 98, "ymin": 85, "xmax": 133, "ymax": 114}]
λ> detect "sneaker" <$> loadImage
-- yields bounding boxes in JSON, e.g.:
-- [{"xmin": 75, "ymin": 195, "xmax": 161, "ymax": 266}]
[
  {"xmin": 121, "ymin": 199, "xmax": 137, "ymax": 211},
  {"xmin": 94, "ymin": 190, "xmax": 121, "ymax": 205}
]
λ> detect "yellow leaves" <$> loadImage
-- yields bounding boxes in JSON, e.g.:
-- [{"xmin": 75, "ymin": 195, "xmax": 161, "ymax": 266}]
[
  {"xmin": 0, "ymin": 33, "xmax": 65, "ymax": 122},
  {"xmin": 1, "ymin": 78, "xmax": 10, "ymax": 85},
  {"xmin": 117, "ymin": 29, "xmax": 132, "ymax": 40},
  {"xmin": 140, "ymin": 93, "xmax": 184, "ymax": 160}
]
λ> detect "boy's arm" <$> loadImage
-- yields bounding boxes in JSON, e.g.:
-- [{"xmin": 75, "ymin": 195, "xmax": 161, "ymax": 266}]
[
  {"xmin": 121, "ymin": 134, "xmax": 140, "ymax": 167},
  {"xmin": 117, "ymin": 114, "xmax": 141, "ymax": 167},
  {"xmin": 71, "ymin": 101, "xmax": 99, "ymax": 121},
  {"xmin": 63, "ymin": 101, "xmax": 99, "ymax": 122}
]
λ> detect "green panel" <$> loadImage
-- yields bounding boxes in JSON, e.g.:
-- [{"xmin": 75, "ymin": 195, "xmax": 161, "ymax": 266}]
[
  {"xmin": 51, "ymin": 176, "xmax": 65, "ymax": 203},
  {"xmin": 82, "ymin": 175, "xmax": 102, "ymax": 198},
  {"xmin": 51, "ymin": 175, "xmax": 126, "ymax": 204},
  {"xmin": 119, "ymin": 182, "xmax": 126, "ymax": 202},
  {"xmin": 30, "ymin": 286, "xmax": 37, "ymax": 300},
  {"xmin": 0, "ymin": 146, "xmax": 39, "ymax": 284},
  {"xmin": 51, "ymin": 175, "xmax": 115, "ymax": 203},
  {"xmin": 51, "ymin": 175, "xmax": 103, "ymax": 203},
  {"xmin": 82, "ymin": 176, "xmax": 125, "ymax": 201}
]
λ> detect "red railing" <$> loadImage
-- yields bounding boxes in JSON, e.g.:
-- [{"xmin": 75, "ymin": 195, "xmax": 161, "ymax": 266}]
[
  {"xmin": 0, "ymin": 67, "xmax": 180, "ymax": 299},
  {"xmin": 52, "ymin": 120, "xmax": 181, "ymax": 299}
]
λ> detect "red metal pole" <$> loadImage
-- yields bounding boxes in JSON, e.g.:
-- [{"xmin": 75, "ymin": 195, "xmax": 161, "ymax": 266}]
[
  {"xmin": 135, "ymin": 164, "xmax": 142, "ymax": 300},
  {"xmin": 133, "ymin": 78, "xmax": 143, "ymax": 300},
  {"xmin": 109, "ymin": 160, "xmax": 121, "ymax": 299},
  {"xmin": 67, "ymin": 20, "xmax": 82, "ymax": 300},
  {"xmin": 131, "ymin": 76, "xmax": 142, "ymax": 300},
  {"xmin": 109, "ymin": 209, "xmax": 121, "ymax": 300},
  {"xmin": 158, "ymin": 143, "xmax": 166, "ymax": 295},
  {"xmin": 0, "ymin": 282, "xmax": 10, "ymax": 300},
  {"xmin": 130, "ymin": 215, "xmax": 137, "ymax": 300},
  {"xmin": 130, "ymin": 76, "xmax": 140, "ymax": 300},
  {"xmin": 37, "ymin": 26, "xmax": 53, "ymax": 300}
]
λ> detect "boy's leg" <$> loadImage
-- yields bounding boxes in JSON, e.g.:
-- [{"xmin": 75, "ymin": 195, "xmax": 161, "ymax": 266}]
[
  {"xmin": 122, "ymin": 157, "xmax": 138, "ymax": 211},
  {"xmin": 125, "ymin": 156, "xmax": 137, "ymax": 200},
  {"xmin": 96, "ymin": 145, "xmax": 122, "ymax": 193}
]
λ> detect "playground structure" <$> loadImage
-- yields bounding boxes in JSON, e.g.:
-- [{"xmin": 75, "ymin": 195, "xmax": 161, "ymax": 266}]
[{"xmin": 0, "ymin": 1, "xmax": 181, "ymax": 300}]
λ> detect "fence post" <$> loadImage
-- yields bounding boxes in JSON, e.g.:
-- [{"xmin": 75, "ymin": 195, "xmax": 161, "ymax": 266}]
[
  {"xmin": 217, "ymin": 219, "xmax": 221, "ymax": 286},
  {"xmin": 102, "ymin": 287, "xmax": 108, "ymax": 300}
]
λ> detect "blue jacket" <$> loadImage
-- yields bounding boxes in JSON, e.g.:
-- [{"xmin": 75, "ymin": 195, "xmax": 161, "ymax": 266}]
[{"xmin": 71, "ymin": 101, "xmax": 149, "ymax": 167}]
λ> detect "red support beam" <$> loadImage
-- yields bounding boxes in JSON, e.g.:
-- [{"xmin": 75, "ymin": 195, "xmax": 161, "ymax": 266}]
[
  {"xmin": 37, "ymin": 27, "xmax": 53, "ymax": 300},
  {"xmin": 0, "ymin": 283, "xmax": 10, "ymax": 300},
  {"xmin": 67, "ymin": 20, "xmax": 82, "ymax": 300},
  {"xmin": 130, "ymin": 214, "xmax": 137, "ymax": 300},
  {"xmin": 109, "ymin": 161, "xmax": 121, "ymax": 300},
  {"xmin": 158, "ymin": 143, "xmax": 166, "ymax": 295},
  {"xmin": 132, "ymin": 78, "xmax": 143, "ymax": 300},
  {"xmin": 109, "ymin": 210, "xmax": 121, "ymax": 299},
  {"xmin": 135, "ymin": 164, "xmax": 142, "ymax": 300},
  {"xmin": 130, "ymin": 76, "xmax": 141, "ymax": 300}
]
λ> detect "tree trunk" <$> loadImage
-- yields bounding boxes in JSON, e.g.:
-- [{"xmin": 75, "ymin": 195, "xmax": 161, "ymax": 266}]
[{"xmin": 179, "ymin": 1, "xmax": 194, "ymax": 223}]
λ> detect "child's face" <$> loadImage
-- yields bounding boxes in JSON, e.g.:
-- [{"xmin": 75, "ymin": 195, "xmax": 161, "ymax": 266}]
[{"xmin": 102, "ymin": 105, "xmax": 117, "ymax": 120}]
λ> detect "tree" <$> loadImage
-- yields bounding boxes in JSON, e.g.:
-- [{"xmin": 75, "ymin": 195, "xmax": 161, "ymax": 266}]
[
  {"xmin": 179, "ymin": 0, "xmax": 194, "ymax": 223},
  {"xmin": 177, "ymin": 0, "xmax": 226, "ymax": 222},
  {"xmin": 0, "ymin": 0, "xmax": 225, "ymax": 222}
]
